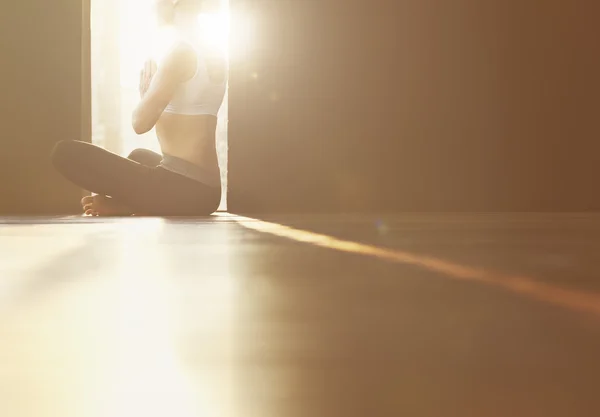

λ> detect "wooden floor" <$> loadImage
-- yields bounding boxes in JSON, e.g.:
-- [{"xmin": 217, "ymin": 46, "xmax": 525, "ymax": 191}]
[{"xmin": 1, "ymin": 213, "xmax": 599, "ymax": 417}]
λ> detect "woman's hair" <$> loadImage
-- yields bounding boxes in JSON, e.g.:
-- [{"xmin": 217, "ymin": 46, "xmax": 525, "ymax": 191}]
[
  {"xmin": 154, "ymin": 0, "xmax": 175, "ymax": 25},
  {"xmin": 155, "ymin": 0, "xmax": 203, "ymax": 26},
  {"xmin": 174, "ymin": 0, "xmax": 204, "ymax": 14}
]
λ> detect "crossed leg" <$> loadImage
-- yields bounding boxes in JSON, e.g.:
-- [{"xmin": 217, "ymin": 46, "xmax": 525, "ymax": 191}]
[
  {"xmin": 51, "ymin": 141, "xmax": 162, "ymax": 216},
  {"xmin": 52, "ymin": 141, "xmax": 220, "ymax": 216}
]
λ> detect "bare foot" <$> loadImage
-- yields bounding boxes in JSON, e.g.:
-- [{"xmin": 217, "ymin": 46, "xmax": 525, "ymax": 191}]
[{"xmin": 81, "ymin": 195, "xmax": 133, "ymax": 217}]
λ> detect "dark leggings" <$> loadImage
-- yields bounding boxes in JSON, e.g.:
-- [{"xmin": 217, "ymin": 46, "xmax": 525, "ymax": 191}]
[{"xmin": 51, "ymin": 140, "xmax": 221, "ymax": 216}]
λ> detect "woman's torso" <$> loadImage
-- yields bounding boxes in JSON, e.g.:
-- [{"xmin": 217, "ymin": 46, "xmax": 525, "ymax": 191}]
[{"xmin": 155, "ymin": 43, "xmax": 226, "ymax": 185}]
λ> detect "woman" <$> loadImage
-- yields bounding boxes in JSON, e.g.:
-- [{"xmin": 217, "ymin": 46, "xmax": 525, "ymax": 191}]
[{"xmin": 51, "ymin": 0, "xmax": 227, "ymax": 216}]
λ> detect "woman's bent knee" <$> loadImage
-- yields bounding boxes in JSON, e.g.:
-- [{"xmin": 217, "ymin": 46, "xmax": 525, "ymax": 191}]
[
  {"xmin": 127, "ymin": 148, "xmax": 163, "ymax": 167},
  {"xmin": 127, "ymin": 148, "xmax": 145, "ymax": 160},
  {"xmin": 50, "ymin": 140, "xmax": 75, "ymax": 170},
  {"xmin": 51, "ymin": 140, "xmax": 92, "ymax": 177}
]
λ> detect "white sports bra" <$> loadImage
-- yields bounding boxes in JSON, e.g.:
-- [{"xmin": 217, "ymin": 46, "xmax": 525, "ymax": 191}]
[{"xmin": 163, "ymin": 48, "xmax": 227, "ymax": 117}]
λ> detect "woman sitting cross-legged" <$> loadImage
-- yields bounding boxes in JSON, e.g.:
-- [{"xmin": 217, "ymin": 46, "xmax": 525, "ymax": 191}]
[{"xmin": 51, "ymin": 0, "xmax": 226, "ymax": 216}]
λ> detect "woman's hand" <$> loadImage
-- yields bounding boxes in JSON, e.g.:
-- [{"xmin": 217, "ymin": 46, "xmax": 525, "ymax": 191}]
[{"xmin": 139, "ymin": 59, "xmax": 158, "ymax": 98}]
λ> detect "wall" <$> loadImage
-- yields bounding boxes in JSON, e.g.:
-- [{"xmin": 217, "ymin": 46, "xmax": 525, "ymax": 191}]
[
  {"xmin": 228, "ymin": 0, "xmax": 600, "ymax": 213},
  {"xmin": 0, "ymin": 0, "xmax": 89, "ymax": 215}
]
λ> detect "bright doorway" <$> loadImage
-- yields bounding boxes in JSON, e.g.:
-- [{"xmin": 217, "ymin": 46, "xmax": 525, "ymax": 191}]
[{"xmin": 90, "ymin": 0, "xmax": 230, "ymax": 210}]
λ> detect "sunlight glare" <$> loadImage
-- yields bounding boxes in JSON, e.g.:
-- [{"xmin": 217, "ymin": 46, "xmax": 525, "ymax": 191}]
[
  {"xmin": 119, "ymin": 0, "xmax": 231, "ymax": 89},
  {"xmin": 198, "ymin": 10, "xmax": 230, "ymax": 55}
]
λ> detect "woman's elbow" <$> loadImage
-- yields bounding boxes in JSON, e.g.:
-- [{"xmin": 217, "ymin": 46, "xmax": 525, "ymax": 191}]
[
  {"xmin": 132, "ymin": 114, "xmax": 151, "ymax": 135},
  {"xmin": 132, "ymin": 122, "xmax": 149, "ymax": 135}
]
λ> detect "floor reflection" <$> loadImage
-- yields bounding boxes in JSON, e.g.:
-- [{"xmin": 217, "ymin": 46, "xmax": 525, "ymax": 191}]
[
  {"xmin": 1, "ymin": 215, "xmax": 600, "ymax": 417},
  {"xmin": 0, "ymin": 219, "xmax": 236, "ymax": 417}
]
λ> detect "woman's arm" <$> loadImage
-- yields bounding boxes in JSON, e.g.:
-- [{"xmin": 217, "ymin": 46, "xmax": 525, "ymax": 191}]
[{"xmin": 132, "ymin": 44, "xmax": 197, "ymax": 135}]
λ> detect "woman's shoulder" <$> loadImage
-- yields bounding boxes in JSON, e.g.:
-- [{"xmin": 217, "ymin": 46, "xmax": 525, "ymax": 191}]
[{"xmin": 162, "ymin": 41, "xmax": 198, "ymax": 81}]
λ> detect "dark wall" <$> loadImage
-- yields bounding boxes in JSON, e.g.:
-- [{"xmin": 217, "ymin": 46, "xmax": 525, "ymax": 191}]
[
  {"xmin": 228, "ymin": 0, "xmax": 600, "ymax": 213},
  {"xmin": 0, "ymin": 0, "xmax": 89, "ymax": 215}
]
